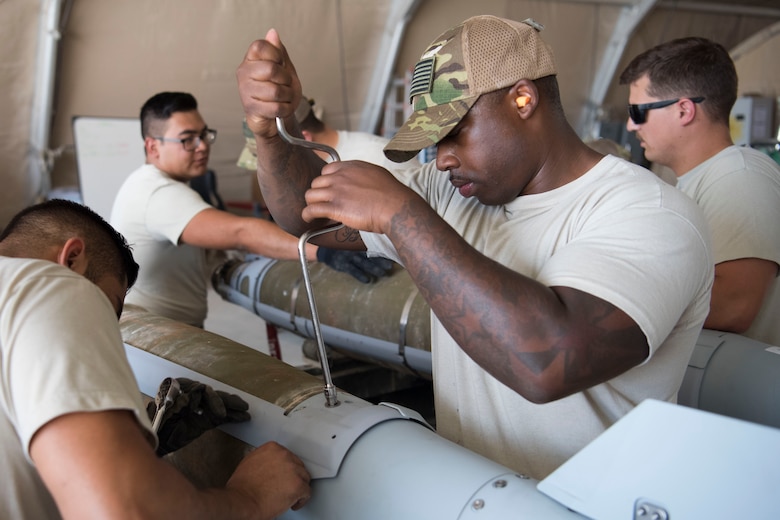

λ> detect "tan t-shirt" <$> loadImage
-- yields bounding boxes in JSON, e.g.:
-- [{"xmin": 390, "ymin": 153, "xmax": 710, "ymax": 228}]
[
  {"xmin": 0, "ymin": 258, "xmax": 152, "ymax": 519},
  {"xmin": 363, "ymin": 155, "xmax": 713, "ymax": 479},
  {"xmin": 111, "ymin": 164, "xmax": 212, "ymax": 326},
  {"xmin": 678, "ymin": 145, "xmax": 780, "ymax": 346}
]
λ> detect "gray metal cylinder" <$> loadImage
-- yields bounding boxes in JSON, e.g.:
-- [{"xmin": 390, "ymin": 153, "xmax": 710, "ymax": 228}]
[
  {"xmin": 280, "ymin": 420, "xmax": 580, "ymax": 520},
  {"xmin": 678, "ymin": 329, "xmax": 780, "ymax": 428},
  {"xmin": 119, "ymin": 304, "xmax": 581, "ymax": 519},
  {"xmin": 120, "ymin": 304, "xmax": 323, "ymax": 411},
  {"xmin": 212, "ymin": 255, "xmax": 432, "ymax": 376}
]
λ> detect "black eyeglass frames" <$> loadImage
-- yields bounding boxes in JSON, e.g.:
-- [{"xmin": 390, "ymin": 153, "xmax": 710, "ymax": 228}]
[
  {"xmin": 627, "ymin": 97, "xmax": 705, "ymax": 125},
  {"xmin": 153, "ymin": 128, "xmax": 218, "ymax": 151}
]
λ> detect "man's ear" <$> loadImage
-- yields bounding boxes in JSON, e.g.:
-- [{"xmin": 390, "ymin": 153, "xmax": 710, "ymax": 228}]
[
  {"xmin": 56, "ymin": 237, "xmax": 88, "ymax": 275},
  {"xmin": 144, "ymin": 136, "xmax": 159, "ymax": 160},
  {"xmin": 511, "ymin": 79, "xmax": 538, "ymax": 118},
  {"xmin": 679, "ymin": 98, "xmax": 699, "ymax": 126}
]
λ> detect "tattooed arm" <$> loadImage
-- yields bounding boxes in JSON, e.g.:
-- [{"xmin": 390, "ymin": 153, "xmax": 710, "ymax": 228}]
[
  {"xmin": 236, "ymin": 30, "xmax": 364, "ymax": 251},
  {"xmin": 391, "ymin": 197, "xmax": 647, "ymax": 403},
  {"xmin": 301, "ymin": 159, "xmax": 649, "ymax": 403},
  {"xmin": 236, "ymin": 30, "xmax": 323, "ymax": 236}
]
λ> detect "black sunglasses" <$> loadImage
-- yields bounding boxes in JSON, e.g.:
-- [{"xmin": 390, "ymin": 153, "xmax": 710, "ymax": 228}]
[{"xmin": 627, "ymin": 97, "xmax": 705, "ymax": 125}]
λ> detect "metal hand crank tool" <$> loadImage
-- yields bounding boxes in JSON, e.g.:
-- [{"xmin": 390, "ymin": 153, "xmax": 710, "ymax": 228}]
[{"xmin": 276, "ymin": 116, "xmax": 343, "ymax": 407}]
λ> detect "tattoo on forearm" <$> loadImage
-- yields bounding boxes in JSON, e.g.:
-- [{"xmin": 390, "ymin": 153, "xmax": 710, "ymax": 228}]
[
  {"xmin": 387, "ymin": 200, "xmax": 644, "ymax": 391},
  {"xmin": 333, "ymin": 226, "xmax": 361, "ymax": 244},
  {"xmin": 263, "ymin": 144, "xmax": 319, "ymax": 213}
]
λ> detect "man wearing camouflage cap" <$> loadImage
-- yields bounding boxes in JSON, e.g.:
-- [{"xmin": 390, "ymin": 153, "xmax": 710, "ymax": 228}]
[{"xmin": 237, "ymin": 15, "xmax": 712, "ymax": 479}]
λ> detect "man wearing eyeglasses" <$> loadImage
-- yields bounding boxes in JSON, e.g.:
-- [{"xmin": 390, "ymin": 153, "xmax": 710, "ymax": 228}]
[
  {"xmin": 113, "ymin": 92, "xmax": 393, "ymax": 328},
  {"xmin": 110, "ymin": 91, "xmax": 325, "ymax": 328},
  {"xmin": 620, "ymin": 37, "xmax": 780, "ymax": 347}
]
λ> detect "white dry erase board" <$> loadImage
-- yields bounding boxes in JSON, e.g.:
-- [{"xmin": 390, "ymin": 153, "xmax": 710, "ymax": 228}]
[{"xmin": 73, "ymin": 116, "xmax": 145, "ymax": 222}]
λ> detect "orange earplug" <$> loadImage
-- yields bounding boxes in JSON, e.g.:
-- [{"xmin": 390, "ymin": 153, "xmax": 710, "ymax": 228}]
[{"xmin": 516, "ymin": 96, "xmax": 530, "ymax": 108}]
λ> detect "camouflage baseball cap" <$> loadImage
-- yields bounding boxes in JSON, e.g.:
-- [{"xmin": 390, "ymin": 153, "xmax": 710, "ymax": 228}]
[
  {"xmin": 236, "ymin": 118, "xmax": 258, "ymax": 170},
  {"xmin": 384, "ymin": 15, "xmax": 556, "ymax": 163},
  {"xmin": 237, "ymin": 97, "xmax": 315, "ymax": 170}
]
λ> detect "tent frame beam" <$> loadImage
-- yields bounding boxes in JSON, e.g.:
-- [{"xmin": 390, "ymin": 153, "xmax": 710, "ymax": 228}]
[
  {"xmin": 576, "ymin": 0, "xmax": 658, "ymax": 138},
  {"xmin": 29, "ymin": 0, "xmax": 65, "ymax": 200},
  {"xmin": 359, "ymin": 0, "xmax": 424, "ymax": 134}
]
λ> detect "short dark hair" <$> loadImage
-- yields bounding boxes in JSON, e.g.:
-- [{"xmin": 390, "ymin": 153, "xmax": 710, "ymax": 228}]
[
  {"xmin": 299, "ymin": 108, "xmax": 326, "ymax": 134},
  {"xmin": 619, "ymin": 37, "xmax": 737, "ymax": 125},
  {"xmin": 534, "ymin": 75, "xmax": 565, "ymax": 119},
  {"xmin": 0, "ymin": 199, "xmax": 139, "ymax": 289},
  {"xmin": 140, "ymin": 91, "xmax": 198, "ymax": 138}
]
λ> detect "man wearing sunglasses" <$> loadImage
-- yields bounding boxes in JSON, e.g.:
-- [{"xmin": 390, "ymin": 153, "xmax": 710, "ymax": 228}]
[{"xmin": 620, "ymin": 37, "xmax": 780, "ymax": 347}]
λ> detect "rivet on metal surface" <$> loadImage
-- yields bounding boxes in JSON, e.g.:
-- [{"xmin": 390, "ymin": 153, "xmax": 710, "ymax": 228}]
[
  {"xmin": 492, "ymin": 479, "xmax": 507, "ymax": 488},
  {"xmin": 471, "ymin": 499, "xmax": 485, "ymax": 510}
]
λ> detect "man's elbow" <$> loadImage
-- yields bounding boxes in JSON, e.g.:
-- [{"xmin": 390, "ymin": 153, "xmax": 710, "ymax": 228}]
[
  {"xmin": 518, "ymin": 379, "xmax": 583, "ymax": 405},
  {"xmin": 704, "ymin": 306, "xmax": 758, "ymax": 334}
]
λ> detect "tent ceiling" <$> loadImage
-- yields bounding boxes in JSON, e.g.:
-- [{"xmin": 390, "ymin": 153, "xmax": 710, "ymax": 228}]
[
  {"xmin": 665, "ymin": 1, "xmax": 780, "ymax": 15},
  {"xmin": 2, "ymin": 0, "xmax": 779, "ymax": 227},
  {"xmin": 595, "ymin": 1, "xmax": 779, "ymax": 131},
  {"xmin": 565, "ymin": 0, "xmax": 780, "ymax": 15}
]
